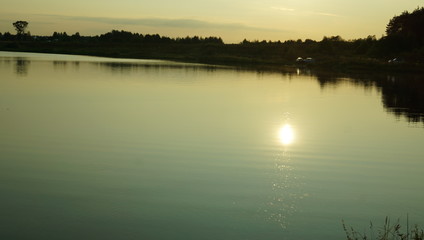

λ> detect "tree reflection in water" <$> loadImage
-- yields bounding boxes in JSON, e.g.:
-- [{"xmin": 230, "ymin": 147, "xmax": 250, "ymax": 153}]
[
  {"xmin": 14, "ymin": 57, "xmax": 30, "ymax": 76},
  {"xmin": 312, "ymin": 70, "xmax": 424, "ymax": 125},
  {"xmin": 379, "ymin": 75, "xmax": 424, "ymax": 123}
]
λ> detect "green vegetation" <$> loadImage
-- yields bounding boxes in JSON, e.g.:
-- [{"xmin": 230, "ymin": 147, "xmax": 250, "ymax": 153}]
[
  {"xmin": 1, "ymin": 8, "xmax": 423, "ymax": 72},
  {"xmin": 343, "ymin": 217, "xmax": 424, "ymax": 240}
]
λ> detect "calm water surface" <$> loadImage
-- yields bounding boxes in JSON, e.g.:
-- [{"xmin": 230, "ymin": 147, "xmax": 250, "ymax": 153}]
[{"xmin": 0, "ymin": 51, "xmax": 423, "ymax": 240}]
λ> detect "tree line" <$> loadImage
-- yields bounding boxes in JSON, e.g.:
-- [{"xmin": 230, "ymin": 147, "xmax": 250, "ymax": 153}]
[
  {"xmin": 1, "ymin": 7, "xmax": 423, "ymax": 69},
  {"xmin": 0, "ymin": 25, "xmax": 224, "ymax": 44}
]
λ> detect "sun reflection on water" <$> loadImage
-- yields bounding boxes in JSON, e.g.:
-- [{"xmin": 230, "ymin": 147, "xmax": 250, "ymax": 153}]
[
  {"xmin": 262, "ymin": 122, "xmax": 304, "ymax": 229},
  {"xmin": 279, "ymin": 124, "xmax": 295, "ymax": 145}
]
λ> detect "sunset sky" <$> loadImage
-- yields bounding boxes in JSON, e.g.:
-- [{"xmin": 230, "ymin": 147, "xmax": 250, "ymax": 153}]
[{"xmin": 0, "ymin": 0, "xmax": 422, "ymax": 43}]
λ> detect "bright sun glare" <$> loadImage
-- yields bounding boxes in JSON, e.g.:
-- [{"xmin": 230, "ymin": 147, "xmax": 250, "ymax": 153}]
[{"xmin": 279, "ymin": 124, "xmax": 294, "ymax": 145}]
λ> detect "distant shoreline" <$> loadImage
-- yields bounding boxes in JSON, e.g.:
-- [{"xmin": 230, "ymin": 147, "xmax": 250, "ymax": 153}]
[
  {"xmin": 3, "ymin": 8, "xmax": 423, "ymax": 74},
  {"xmin": 1, "ymin": 40, "xmax": 423, "ymax": 74}
]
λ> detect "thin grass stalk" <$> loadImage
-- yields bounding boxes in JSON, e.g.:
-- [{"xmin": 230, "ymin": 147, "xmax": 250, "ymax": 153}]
[
  {"xmin": 343, "ymin": 216, "xmax": 423, "ymax": 240},
  {"xmin": 407, "ymin": 214, "xmax": 409, "ymax": 240}
]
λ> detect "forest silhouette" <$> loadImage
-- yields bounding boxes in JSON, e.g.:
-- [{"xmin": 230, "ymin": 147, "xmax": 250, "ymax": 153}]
[{"xmin": 1, "ymin": 7, "xmax": 423, "ymax": 72}]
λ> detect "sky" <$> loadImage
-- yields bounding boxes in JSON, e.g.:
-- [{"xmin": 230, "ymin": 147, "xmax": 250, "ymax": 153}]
[{"xmin": 0, "ymin": 0, "xmax": 422, "ymax": 43}]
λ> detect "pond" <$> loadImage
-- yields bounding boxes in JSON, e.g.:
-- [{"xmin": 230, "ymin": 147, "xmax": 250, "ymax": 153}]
[{"xmin": 0, "ymin": 51, "xmax": 423, "ymax": 240}]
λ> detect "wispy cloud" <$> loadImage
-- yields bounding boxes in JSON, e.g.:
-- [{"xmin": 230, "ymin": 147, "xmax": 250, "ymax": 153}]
[
  {"xmin": 271, "ymin": 7, "xmax": 295, "ymax": 12},
  {"xmin": 270, "ymin": 7, "xmax": 341, "ymax": 17},
  {"xmin": 36, "ymin": 14, "xmax": 286, "ymax": 33},
  {"xmin": 310, "ymin": 11, "xmax": 341, "ymax": 17}
]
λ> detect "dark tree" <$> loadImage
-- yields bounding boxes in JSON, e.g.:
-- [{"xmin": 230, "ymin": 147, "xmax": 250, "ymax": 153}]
[
  {"xmin": 13, "ymin": 21, "xmax": 29, "ymax": 35},
  {"xmin": 386, "ymin": 7, "xmax": 424, "ymax": 45},
  {"xmin": 2, "ymin": 32, "xmax": 13, "ymax": 40}
]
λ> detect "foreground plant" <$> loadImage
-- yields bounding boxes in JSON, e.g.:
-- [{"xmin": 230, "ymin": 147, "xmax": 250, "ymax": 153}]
[{"xmin": 342, "ymin": 216, "xmax": 424, "ymax": 240}]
